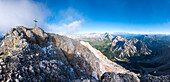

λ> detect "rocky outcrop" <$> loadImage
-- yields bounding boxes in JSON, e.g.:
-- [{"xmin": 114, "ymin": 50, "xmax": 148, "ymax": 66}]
[
  {"xmin": 0, "ymin": 26, "xmax": 139, "ymax": 81},
  {"xmin": 101, "ymin": 72, "xmax": 139, "ymax": 82},
  {"xmin": 109, "ymin": 35, "xmax": 151, "ymax": 60},
  {"xmin": 0, "ymin": 27, "xmax": 76, "ymax": 81},
  {"xmin": 141, "ymin": 74, "xmax": 170, "ymax": 82},
  {"xmin": 80, "ymin": 41, "xmax": 139, "ymax": 80},
  {"xmin": 135, "ymin": 34, "xmax": 170, "ymax": 53},
  {"xmin": 71, "ymin": 77, "xmax": 97, "ymax": 82},
  {"xmin": 104, "ymin": 33, "xmax": 113, "ymax": 41}
]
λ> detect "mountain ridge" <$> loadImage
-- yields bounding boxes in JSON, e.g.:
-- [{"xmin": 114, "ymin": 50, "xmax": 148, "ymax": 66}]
[
  {"xmin": 64, "ymin": 32, "xmax": 170, "ymax": 77},
  {"xmin": 0, "ymin": 26, "xmax": 140, "ymax": 81},
  {"xmin": 68, "ymin": 33, "xmax": 151, "ymax": 61}
]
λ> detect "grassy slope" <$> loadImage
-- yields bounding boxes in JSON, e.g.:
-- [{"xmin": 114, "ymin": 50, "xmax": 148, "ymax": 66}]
[{"xmin": 79, "ymin": 38, "xmax": 117, "ymax": 61}]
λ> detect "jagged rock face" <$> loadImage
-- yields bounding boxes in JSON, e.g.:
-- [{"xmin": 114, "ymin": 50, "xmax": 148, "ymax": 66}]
[
  {"xmin": 104, "ymin": 33, "xmax": 113, "ymax": 41},
  {"xmin": 49, "ymin": 33, "xmax": 101, "ymax": 79},
  {"xmin": 141, "ymin": 74, "xmax": 170, "ymax": 82},
  {"xmin": 0, "ymin": 27, "xmax": 76, "ymax": 81},
  {"xmin": 49, "ymin": 33, "xmax": 139, "ymax": 80},
  {"xmin": 135, "ymin": 34, "xmax": 170, "ymax": 53},
  {"xmin": 79, "ymin": 41, "xmax": 139, "ymax": 80},
  {"xmin": 101, "ymin": 72, "xmax": 139, "ymax": 82},
  {"xmin": 109, "ymin": 36, "xmax": 151, "ymax": 60},
  {"xmin": 111, "ymin": 36, "xmax": 127, "ymax": 46},
  {"xmin": 0, "ymin": 26, "xmax": 139, "ymax": 81},
  {"xmin": 129, "ymin": 38, "xmax": 151, "ymax": 54}
]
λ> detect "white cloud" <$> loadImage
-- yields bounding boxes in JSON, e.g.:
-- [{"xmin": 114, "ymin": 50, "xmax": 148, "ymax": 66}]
[
  {"xmin": 47, "ymin": 20, "xmax": 83, "ymax": 34},
  {"xmin": 0, "ymin": 0, "xmax": 50, "ymax": 33},
  {"xmin": 46, "ymin": 8, "xmax": 84, "ymax": 34}
]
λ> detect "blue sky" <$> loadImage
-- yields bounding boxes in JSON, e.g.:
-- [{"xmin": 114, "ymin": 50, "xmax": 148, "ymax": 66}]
[{"xmin": 0, "ymin": 0, "xmax": 170, "ymax": 34}]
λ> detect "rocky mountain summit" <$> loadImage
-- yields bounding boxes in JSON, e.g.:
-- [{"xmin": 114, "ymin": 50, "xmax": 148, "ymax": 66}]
[
  {"xmin": 104, "ymin": 32, "xmax": 113, "ymax": 41},
  {"xmin": 0, "ymin": 26, "xmax": 140, "ymax": 82}
]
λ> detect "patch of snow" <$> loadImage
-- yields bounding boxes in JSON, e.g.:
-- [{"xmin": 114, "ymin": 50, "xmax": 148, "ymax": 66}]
[
  {"xmin": 1, "ymin": 42, "xmax": 4, "ymax": 47},
  {"xmin": 70, "ymin": 68, "xmax": 74, "ymax": 72},
  {"xmin": 80, "ymin": 70, "xmax": 85, "ymax": 72},
  {"xmin": 64, "ymin": 66, "xmax": 67, "ymax": 69},
  {"xmin": 8, "ymin": 52, "xmax": 12, "ymax": 56},
  {"xmin": 47, "ymin": 45, "xmax": 52, "ymax": 49},
  {"xmin": 42, "ymin": 45, "xmax": 53, "ymax": 55},
  {"xmin": 15, "ymin": 79, "xmax": 19, "ymax": 82},
  {"xmin": 92, "ymin": 71, "xmax": 98, "ymax": 80},
  {"xmin": 83, "ymin": 62, "xmax": 86, "ymax": 68},
  {"xmin": 60, "ymin": 60, "xmax": 64, "ymax": 65},
  {"xmin": 80, "ymin": 41, "xmax": 86, "ymax": 46},
  {"xmin": 19, "ymin": 40, "xmax": 23, "ymax": 44},
  {"xmin": 86, "ymin": 51, "xmax": 90, "ymax": 54},
  {"xmin": 42, "ymin": 47, "xmax": 46, "ymax": 54},
  {"xmin": 0, "ymin": 59, "xmax": 3, "ymax": 62},
  {"xmin": 47, "ymin": 45, "xmax": 53, "ymax": 55},
  {"xmin": 36, "ymin": 53, "xmax": 39, "ymax": 56},
  {"xmin": 76, "ymin": 52, "xmax": 81, "ymax": 57},
  {"xmin": 54, "ymin": 51, "xmax": 57, "ymax": 54},
  {"xmin": 39, "ymin": 62, "xmax": 46, "ymax": 68},
  {"xmin": 6, "ymin": 79, "xmax": 10, "ymax": 82}
]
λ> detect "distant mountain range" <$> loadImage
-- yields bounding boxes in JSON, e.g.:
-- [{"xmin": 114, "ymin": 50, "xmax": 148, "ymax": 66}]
[
  {"xmin": 135, "ymin": 35, "xmax": 170, "ymax": 54},
  {"xmin": 66, "ymin": 33, "xmax": 152, "ymax": 61},
  {"xmin": 106, "ymin": 33, "xmax": 151, "ymax": 60},
  {"xmin": 65, "ymin": 32, "xmax": 170, "ymax": 76}
]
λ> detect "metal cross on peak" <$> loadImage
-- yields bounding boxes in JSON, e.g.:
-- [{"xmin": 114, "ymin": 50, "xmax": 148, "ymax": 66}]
[{"xmin": 33, "ymin": 19, "xmax": 38, "ymax": 27}]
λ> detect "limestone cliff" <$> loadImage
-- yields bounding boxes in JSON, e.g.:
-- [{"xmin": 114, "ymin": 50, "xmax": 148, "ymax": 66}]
[{"xmin": 0, "ymin": 26, "xmax": 139, "ymax": 81}]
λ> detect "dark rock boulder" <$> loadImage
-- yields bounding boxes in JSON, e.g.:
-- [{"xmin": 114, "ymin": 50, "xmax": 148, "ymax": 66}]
[
  {"xmin": 141, "ymin": 74, "xmax": 170, "ymax": 82},
  {"xmin": 101, "ymin": 72, "xmax": 139, "ymax": 82},
  {"xmin": 71, "ymin": 76, "xmax": 98, "ymax": 82}
]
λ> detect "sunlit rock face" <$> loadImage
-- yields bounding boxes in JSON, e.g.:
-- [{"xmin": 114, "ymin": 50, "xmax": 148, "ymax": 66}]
[
  {"xmin": 0, "ymin": 26, "xmax": 140, "ymax": 81},
  {"xmin": 80, "ymin": 41, "xmax": 139, "ymax": 79},
  {"xmin": 109, "ymin": 35, "xmax": 151, "ymax": 60},
  {"xmin": 62, "ymin": 32, "xmax": 170, "ymax": 81},
  {"xmin": 104, "ymin": 32, "xmax": 114, "ymax": 41}
]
